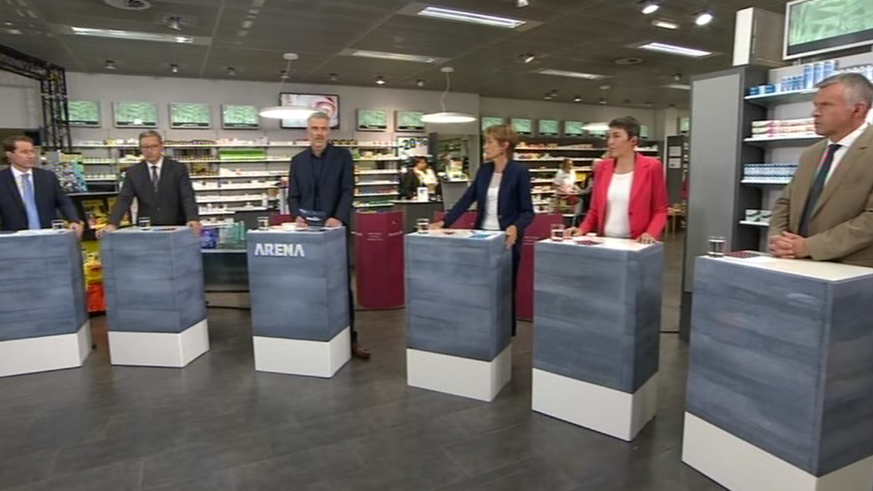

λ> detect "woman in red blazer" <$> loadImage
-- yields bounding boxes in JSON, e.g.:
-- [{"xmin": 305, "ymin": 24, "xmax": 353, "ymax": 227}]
[{"xmin": 573, "ymin": 116, "xmax": 668, "ymax": 243}]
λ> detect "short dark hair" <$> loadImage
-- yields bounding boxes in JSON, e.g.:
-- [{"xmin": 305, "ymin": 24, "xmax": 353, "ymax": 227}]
[
  {"xmin": 413, "ymin": 156, "xmax": 429, "ymax": 165},
  {"xmin": 3, "ymin": 135, "xmax": 34, "ymax": 154},
  {"xmin": 608, "ymin": 116, "xmax": 641, "ymax": 141},
  {"xmin": 138, "ymin": 130, "xmax": 163, "ymax": 144}
]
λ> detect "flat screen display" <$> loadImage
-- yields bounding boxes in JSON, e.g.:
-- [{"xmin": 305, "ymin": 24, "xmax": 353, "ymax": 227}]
[
  {"xmin": 170, "ymin": 103, "xmax": 211, "ymax": 129},
  {"xmin": 511, "ymin": 118, "xmax": 532, "ymax": 136},
  {"xmin": 396, "ymin": 110, "xmax": 425, "ymax": 131},
  {"xmin": 114, "ymin": 102, "xmax": 158, "ymax": 128},
  {"xmin": 222, "ymin": 105, "xmax": 260, "ymax": 129},
  {"xmin": 785, "ymin": 0, "xmax": 873, "ymax": 59},
  {"xmin": 565, "ymin": 121, "xmax": 584, "ymax": 137},
  {"xmin": 538, "ymin": 119, "xmax": 559, "ymax": 136},
  {"xmin": 67, "ymin": 101, "xmax": 100, "ymax": 127},
  {"xmin": 481, "ymin": 117, "xmax": 505, "ymax": 131},
  {"xmin": 279, "ymin": 93, "xmax": 340, "ymax": 129},
  {"xmin": 357, "ymin": 109, "xmax": 388, "ymax": 131}
]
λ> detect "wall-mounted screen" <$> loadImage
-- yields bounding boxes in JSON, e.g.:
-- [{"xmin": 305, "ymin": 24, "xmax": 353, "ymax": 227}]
[
  {"xmin": 357, "ymin": 109, "xmax": 388, "ymax": 131},
  {"xmin": 113, "ymin": 102, "xmax": 158, "ymax": 128},
  {"xmin": 564, "ymin": 121, "xmax": 584, "ymax": 137},
  {"xmin": 67, "ymin": 101, "xmax": 100, "ymax": 127},
  {"xmin": 481, "ymin": 117, "xmax": 504, "ymax": 131},
  {"xmin": 279, "ymin": 93, "xmax": 340, "ymax": 129},
  {"xmin": 538, "ymin": 119, "xmax": 559, "ymax": 136},
  {"xmin": 396, "ymin": 110, "xmax": 425, "ymax": 132},
  {"xmin": 679, "ymin": 117, "xmax": 691, "ymax": 134},
  {"xmin": 222, "ymin": 105, "xmax": 260, "ymax": 129},
  {"xmin": 170, "ymin": 103, "xmax": 211, "ymax": 129},
  {"xmin": 511, "ymin": 118, "xmax": 532, "ymax": 136},
  {"xmin": 784, "ymin": 0, "xmax": 873, "ymax": 60}
]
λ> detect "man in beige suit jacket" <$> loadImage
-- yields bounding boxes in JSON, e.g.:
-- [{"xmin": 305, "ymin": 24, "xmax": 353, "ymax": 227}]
[{"xmin": 770, "ymin": 73, "xmax": 873, "ymax": 268}]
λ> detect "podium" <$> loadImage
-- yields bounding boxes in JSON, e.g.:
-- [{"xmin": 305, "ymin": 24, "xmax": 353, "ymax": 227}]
[
  {"xmin": 0, "ymin": 231, "xmax": 90, "ymax": 377},
  {"xmin": 354, "ymin": 211, "xmax": 404, "ymax": 309},
  {"xmin": 405, "ymin": 229, "xmax": 512, "ymax": 402},
  {"xmin": 102, "ymin": 226, "xmax": 209, "ymax": 368},
  {"xmin": 683, "ymin": 256, "xmax": 873, "ymax": 491},
  {"xmin": 532, "ymin": 238, "xmax": 663, "ymax": 441},
  {"xmin": 247, "ymin": 228, "xmax": 351, "ymax": 378}
]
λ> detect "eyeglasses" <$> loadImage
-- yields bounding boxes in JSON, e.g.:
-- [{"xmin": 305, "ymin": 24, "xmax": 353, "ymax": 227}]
[{"xmin": 141, "ymin": 144, "xmax": 163, "ymax": 150}]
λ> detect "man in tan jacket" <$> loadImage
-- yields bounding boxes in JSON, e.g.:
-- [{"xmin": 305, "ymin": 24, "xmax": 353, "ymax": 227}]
[{"xmin": 769, "ymin": 73, "xmax": 873, "ymax": 268}]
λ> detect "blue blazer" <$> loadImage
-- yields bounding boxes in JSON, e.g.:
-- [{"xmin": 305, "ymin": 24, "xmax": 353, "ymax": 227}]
[
  {"xmin": 288, "ymin": 145, "xmax": 355, "ymax": 226},
  {"xmin": 0, "ymin": 167, "xmax": 80, "ymax": 232},
  {"xmin": 444, "ymin": 160, "xmax": 534, "ymax": 234}
]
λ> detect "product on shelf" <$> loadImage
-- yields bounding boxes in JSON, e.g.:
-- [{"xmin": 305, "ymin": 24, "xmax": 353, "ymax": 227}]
[
  {"xmin": 749, "ymin": 118, "xmax": 815, "ymax": 139},
  {"xmin": 744, "ymin": 209, "xmax": 772, "ymax": 224},
  {"xmin": 743, "ymin": 163, "xmax": 798, "ymax": 183}
]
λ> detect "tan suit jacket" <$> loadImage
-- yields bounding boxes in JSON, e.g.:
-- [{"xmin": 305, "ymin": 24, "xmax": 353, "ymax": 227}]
[{"xmin": 769, "ymin": 125, "xmax": 873, "ymax": 268}]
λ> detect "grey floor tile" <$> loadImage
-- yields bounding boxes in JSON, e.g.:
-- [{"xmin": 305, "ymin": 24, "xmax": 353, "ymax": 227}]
[{"xmin": 4, "ymin": 460, "xmax": 143, "ymax": 491}]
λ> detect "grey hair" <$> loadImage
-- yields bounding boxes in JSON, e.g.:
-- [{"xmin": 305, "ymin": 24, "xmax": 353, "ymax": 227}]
[
  {"xmin": 817, "ymin": 73, "xmax": 873, "ymax": 107},
  {"xmin": 307, "ymin": 112, "xmax": 331, "ymax": 124}
]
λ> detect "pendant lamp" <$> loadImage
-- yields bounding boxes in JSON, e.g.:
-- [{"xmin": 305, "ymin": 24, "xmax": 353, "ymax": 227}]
[{"xmin": 421, "ymin": 67, "xmax": 477, "ymax": 124}]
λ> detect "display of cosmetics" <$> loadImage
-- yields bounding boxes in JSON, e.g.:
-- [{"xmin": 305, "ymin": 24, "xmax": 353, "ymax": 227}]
[
  {"xmin": 750, "ymin": 118, "xmax": 815, "ymax": 139},
  {"xmin": 743, "ymin": 163, "xmax": 798, "ymax": 183},
  {"xmin": 214, "ymin": 138, "xmax": 269, "ymax": 146},
  {"xmin": 517, "ymin": 143, "xmax": 561, "ymax": 150},
  {"xmin": 780, "ymin": 60, "xmax": 838, "ymax": 93}
]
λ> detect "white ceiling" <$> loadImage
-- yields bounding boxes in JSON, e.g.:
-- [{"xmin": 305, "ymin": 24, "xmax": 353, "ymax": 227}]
[{"xmin": 0, "ymin": 0, "xmax": 790, "ymax": 109}]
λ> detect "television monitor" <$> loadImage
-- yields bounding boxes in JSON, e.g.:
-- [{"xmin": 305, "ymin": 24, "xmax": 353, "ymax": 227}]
[
  {"xmin": 113, "ymin": 102, "xmax": 158, "ymax": 128},
  {"xmin": 222, "ymin": 105, "xmax": 260, "ymax": 129},
  {"xmin": 279, "ymin": 93, "xmax": 339, "ymax": 129},
  {"xmin": 538, "ymin": 119, "xmax": 559, "ymax": 137},
  {"xmin": 481, "ymin": 117, "xmax": 504, "ymax": 131},
  {"xmin": 67, "ymin": 101, "xmax": 100, "ymax": 127},
  {"xmin": 170, "ymin": 103, "xmax": 211, "ymax": 129},
  {"xmin": 565, "ymin": 121, "xmax": 584, "ymax": 137},
  {"xmin": 357, "ymin": 109, "xmax": 388, "ymax": 131},
  {"xmin": 396, "ymin": 110, "xmax": 425, "ymax": 132},
  {"xmin": 784, "ymin": 0, "xmax": 873, "ymax": 60},
  {"xmin": 511, "ymin": 118, "xmax": 532, "ymax": 136}
]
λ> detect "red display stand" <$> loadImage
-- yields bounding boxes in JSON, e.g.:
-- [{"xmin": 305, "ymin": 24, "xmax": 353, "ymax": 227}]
[
  {"xmin": 516, "ymin": 214, "xmax": 563, "ymax": 321},
  {"xmin": 434, "ymin": 211, "xmax": 478, "ymax": 229},
  {"xmin": 354, "ymin": 211, "xmax": 404, "ymax": 309}
]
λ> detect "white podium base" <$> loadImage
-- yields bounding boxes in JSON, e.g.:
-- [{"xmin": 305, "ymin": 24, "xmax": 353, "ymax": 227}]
[
  {"xmin": 253, "ymin": 327, "xmax": 351, "ymax": 378},
  {"xmin": 406, "ymin": 345, "xmax": 512, "ymax": 402},
  {"xmin": 682, "ymin": 413, "xmax": 873, "ymax": 491},
  {"xmin": 0, "ymin": 321, "xmax": 91, "ymax": 378},
  {"xmin": 531, "ymin": 368, "xmax": 658, "ymax": 442},
  {"xmin": 108, "ymin": 319, "xmax": 209, "ymax": 368}
]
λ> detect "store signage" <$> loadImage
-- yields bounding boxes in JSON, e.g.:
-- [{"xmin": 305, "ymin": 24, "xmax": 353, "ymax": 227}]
[{"xmin": 254, "ymin": 243, "xmax": 306, "ymax": 258}]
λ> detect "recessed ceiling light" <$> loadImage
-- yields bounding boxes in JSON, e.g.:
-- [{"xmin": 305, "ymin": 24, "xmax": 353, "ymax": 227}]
[
  {"xmin": 329, "ymin": 73, "xmax": 339, "ymax": 82},
  {"xmin": 69, "ymin": 26, "xmax": 194, "ymax": 43},
  {"xmin": 695, "ymin": 10, "xmax": 714, "ymax": 26},
  {"xmin": 615, "ymin": 57, "xmax": 643, "ymax": 65},
  {"xmin": 375, "ymin": 76, "xmax": 386, "ymax": 85},
  {"xmin": 104, "ymin": 59, "xmax": 117, "ymax": 70},
  {"xmin": 663, "ymin": 83, "xmax": 691, "ymax": 90},
  {"xmin": 517, "ymin": 0, "xmax": 529, "ymax": 6},
  {"xmin": 165, "ymin": 16, "xmax": 183, "ymax": 31},
  {"xmin": 652, "ymin": 19, "xmax": 679, "ymax": 30},
  {"xmin": 417, "ymin": 6, "xmax": 526, "ymax": 29},
  {"xmin": 344, "ymin": 49, "xmax": 444, "ymax": 63},
  {"xmin": 637, "ymin": 42, "xmax": 712, "ymax": 58},
  {"xmin": 641, "ymin": 1, "xmax": 660, "ymax": 15},
  {"xmin": 170, "ymin": 63, "xmax": 179, "ymax": 73},
  {"xmin": 574, "ymin": 96, "xmax": 582, "ymax": 103},
  {"xmin": 416, "ymin": 79, "xmax": 425, "ymax": 87},
  {"xmin": 537, "ymin": 68, "xmax": 607, "ymax": 80},
  {"xmin": 521, "ymin": 53, "xmax": 536, "ymax": 64},
  {"xmin": 226, "ymin": 66, "xmax": 236, "ymax": 76}
]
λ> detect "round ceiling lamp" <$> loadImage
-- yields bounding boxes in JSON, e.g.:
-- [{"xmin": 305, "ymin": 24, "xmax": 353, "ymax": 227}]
[
  {"xmin": 259, "ymin": 53, "xmax": 316, "ymax": 120},
  {"xmin": 421, "ymin": 67, "xmax": 477, "ymax": 124}
]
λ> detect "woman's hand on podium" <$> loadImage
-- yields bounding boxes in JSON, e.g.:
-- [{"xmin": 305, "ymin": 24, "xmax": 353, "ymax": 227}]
[
  {"xmin": 637, "ymin": 233, "xmax": 657, "ymax": 245},
  {"xmin": 97, "ymin": 224, "xmax": 117, "ymax": 238},
  {"xmin": 566, "ymin": 227, "xmax": 581, "ymax": 237},
  {"xmin": 429, "ymin": 220, "xmax": 444, "ymax": 230},
  {"xmin": 505, "ymin": 225, "xmax": 518, "ymax": 249}
]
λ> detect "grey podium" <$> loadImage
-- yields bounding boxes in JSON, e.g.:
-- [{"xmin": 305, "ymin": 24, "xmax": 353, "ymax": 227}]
[
  {"xmin": 0, "ymin": 230, "xmax": 90, "ymax": 377},
  {"xmin": 101, "ymin": 226, "xmax": 209, "ymax": 367},
  {"xmin": 532, "ymin": 237, "xmax": 663, "ymax": 441},
  {"xmin": 684, "ymin": 256, "xmax": 873, "ymax": 491},
  {"xmin": 405, "ymin": 229, "xmax": 512, "ymax": 402},
  {"xmin": 247, "ymin": 227, "xmax": 351, "ymax": 378}
]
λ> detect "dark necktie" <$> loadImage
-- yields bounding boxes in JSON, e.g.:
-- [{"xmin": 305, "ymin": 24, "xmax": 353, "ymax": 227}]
[
  {"xmin": 798, "ymin": 143, "xmax": 841, "ymax": 237},
  {"xmin": 150, "ymin": 165, "xmax": 160, "ymax": 192}
]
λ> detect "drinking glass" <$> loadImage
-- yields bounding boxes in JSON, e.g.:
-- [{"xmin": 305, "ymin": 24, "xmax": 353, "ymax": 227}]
[
  {"xmin": 550, "ymin": 224, "xmax": 566, "ymax": 242},
  {"xmin": 417, "ymin": 218, "xmax": 430, "ymax": 234},
  {"xmin": 257, "ymin": 216, "xmax": 270, "ymax": 231},
  {"xmin": 51, "ymin": 219, "xmax": 65, "ymax": 231},
  {"xmin": 707, "ymin": 236, "xmax": 726, "ymax": 257},
  {"xmin": 138, "ymin": 217, "xmax": 151, "ymax": 230}
]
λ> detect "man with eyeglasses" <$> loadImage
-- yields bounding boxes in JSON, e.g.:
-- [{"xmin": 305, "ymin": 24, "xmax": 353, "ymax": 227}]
[{"xmin": 103, "ymin": 131, "xmax": 200, "ymax": 235}]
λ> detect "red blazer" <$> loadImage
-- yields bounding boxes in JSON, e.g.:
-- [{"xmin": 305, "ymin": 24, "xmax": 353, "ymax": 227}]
[{"xmin": 580, "ymin": 154, "xmax": 669, "ymax": 239}]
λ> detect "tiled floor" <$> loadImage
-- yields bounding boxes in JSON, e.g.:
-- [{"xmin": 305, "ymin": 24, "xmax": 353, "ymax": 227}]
[{"xmin": 0, "ymin": 233, "xmax": 726, "ymax": 491}]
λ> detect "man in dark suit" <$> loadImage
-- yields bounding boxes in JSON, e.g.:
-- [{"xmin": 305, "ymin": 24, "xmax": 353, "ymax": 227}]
[
  {"xmin": 102, "ymin": 131, "xmax": 200, "ymax": 235},
  {"xmin": 0, "ymin": 135, "xmax": 83, "ymax": 237},
  {"xmin": 288, "ymin": 112, "xmax": 370, "ymax": 360}
]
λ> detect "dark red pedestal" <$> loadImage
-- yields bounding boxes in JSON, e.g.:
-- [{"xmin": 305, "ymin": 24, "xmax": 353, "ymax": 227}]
[
  {"xmin": 354, "ymin": 211, "xmax": 404, "ymax": 309},
  {"xmin": 434, "ymin": 211, "xmax": 478, "ymax": 229},
  {"xmin": 516, "ymin": 214, "xmax": 564, "ymax": 321}
]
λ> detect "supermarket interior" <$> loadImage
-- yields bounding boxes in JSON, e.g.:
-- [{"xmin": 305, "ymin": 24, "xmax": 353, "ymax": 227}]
[{"xmin": 2, "ymin": 1, "xmax": 873, "ymax": 491}]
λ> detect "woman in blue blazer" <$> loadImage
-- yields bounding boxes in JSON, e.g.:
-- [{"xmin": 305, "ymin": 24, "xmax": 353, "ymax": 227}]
[{"xmin": 431, "ymin": 124, "xmax": 534, "ymax": 334}]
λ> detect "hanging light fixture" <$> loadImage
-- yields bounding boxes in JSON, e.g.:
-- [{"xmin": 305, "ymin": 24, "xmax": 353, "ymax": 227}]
[
  {"xmin": 421, "ymin": 67, "xmax": 477, "ymax": 124},
  {"xmin": 259, "ymin": 53, "xmax": 316, "ymax": 120}
]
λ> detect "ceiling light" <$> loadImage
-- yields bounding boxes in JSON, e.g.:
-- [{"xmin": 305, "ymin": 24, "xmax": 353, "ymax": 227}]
[
  {"xmin": 574, "ymin": 96, "xmax": 582, "ymax": 103},
  {"xmin": 537, "ymin": 68, "xmax": 607, "ymax": 80},
  {"xmin": 345, "ymin": 49, "xmax": 442, "ymax": 63},
  {"xmin": 522, "ymin": 53, "xmax": 536, "ymax": 64},
  {"xmin": 226, "ymin": 66, "xmax": 236, "ymax": 76},
  {"xmin": 517, "ymin": 0, "xmax": 529, "ymax": 6},
  {"xmin": 375, "ymin": 76, "xmax": 386, "ymax": 85},
  {"xmin": 329, "ymin": 73, "xmax": 339, "ymax": 82},
  {"xmin": 673, "ymin": 72, "xmax": 682, "ymax": 82},
  {"xmin": 695, "ymin": 10, "xmax": 714, "ymax": 26},
  {"xmin": 641, "ymin": 1, "xmax": 660, "ymax": 15},
  {"xmin": 416, "ymin": 79, "xmax": 425, "ymax": 87},
  {"xmin": 663, "ymin": 83, "xmax": 691, "ymax": 90},
  {"xmin": 417, "ymin": 6, "xmax": 526, "ymax": 29},
  {"xmin": 421, "ymin": 67, "xmax": 477, "ymax": 124},
  {"xmin": 279, "ymin": 69, "xmax": 289, "ymax": 80},
  {"xmin": 170, "ymin": 63, "xmax": 179, "ymax": 73},
  {"xmin": 259, "ymin": 53, "xmax": 316, "ymax": 120},
  {"xmin": 599, "ymin": 97, "xmax": 607, "ymax": 105},
  {"xmin": 652, "ymin": 19, "xmax": 679, "ymax": 30},
  {"xmin": 104, "ymin": 59, "xmax": 117, "ymax": 70},
  {"xmin": 165, "ymin": 16, "xmax": 182, "ymax": 31},
  {"xmin": 637, "ymin": 42, "xmax": 712, "ymax": 58},
  {"xmin": 70, "ymin": 26, "xmax": 193, "ymax": 43},
  {"xmin": 544, "ymin": 95, "xmax": 552, "ymax": 100}
]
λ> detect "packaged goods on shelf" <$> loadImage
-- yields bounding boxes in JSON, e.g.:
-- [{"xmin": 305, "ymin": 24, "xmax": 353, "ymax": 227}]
[
  {"xmin": 749, "ymin": 118, "xmax": 815, "ymax": 138},
  {"xmin": 743, "ymin": 163, "xmax": 798, "ymax": 183}
]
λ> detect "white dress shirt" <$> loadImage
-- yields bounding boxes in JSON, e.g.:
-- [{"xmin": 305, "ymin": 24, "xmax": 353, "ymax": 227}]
[
  {"xmin": 825, "ymin": 123, "xmax": 868, "ymax": 182},
  {"xmin": 604, "ymin": 172, "xmax": 634, "ymax": 239},
  {"xmin": 10, "ymin": 166, "xmax": 34, "ymax": 201},
  {"xmin": 146, "ymin": 157, "xmax": 164, "ymax": 182},
  {"xmin": 481, "ymin": 172, "xmax": 502, "ymax": 231}
]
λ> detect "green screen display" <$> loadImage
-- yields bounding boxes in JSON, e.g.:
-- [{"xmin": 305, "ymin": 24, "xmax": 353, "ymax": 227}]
[
  {"xmin": 396, "ymin": 110, "xmax": 425, "ymax": 131},
  {"xmin": 357, "ymin": 109, "xmax": 388, "ymax": 131},
  {"xmin": 789, "ymin": 0, "xmax": 873, "ymax": 46},
  {"xmin": 481, "ymin": 117, "xmax": 504, "ymax": 131},
  {"xmin": 511, "ymin": 118, "xmax": 532, "ymax": 135},
  {"xmin": 170, "ymin": 103, "xmax": 211, "ymax": 129},
  {"xmin": 114, "ymin": 102, "xmax": 158, "ymax": 128},
  {"xmin": 679, "ymin": 117, "xmax": 690, "ymax": 134},
  {"xmin": 222, "ymin": 105, "xmax": 259, "ymax": 129},
  {"xmin": 538, "ymin": 119, "xmax": 559, "ymax": 136},
  {"xmin": 67, "ymin": 100, "xmax": 100, "ymax": 127},
  {"xmin": 565, "ymin": 121, "xmax": 584, "ymax": 136}
]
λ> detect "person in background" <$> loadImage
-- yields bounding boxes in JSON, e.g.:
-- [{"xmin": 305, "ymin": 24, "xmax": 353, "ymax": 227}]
[
  {"xmin": 103, "ymin": 131, "xmax": 200, "ymax": 235},
  {"xmin": 288, "ymin": 112, "xmax": 370, "ymax": 360},
  {"xmin": 430, "ymin": 124, "xmax": 534, "ymax": 334},
  {"xmin": 553, "ymin": 158, "xmax": 577, "ymax": 194},
  {"xmin": 769, "ymin": 73, "xmax": 873, "ymax": 267},
  {"xmin": 570, "ymin": 116, "xmax": 668, "ymax": 243},
  {"xmin": 400, "ymin": 156, "xmax": 438, "ymax": 199},
  {"xmin": 0, "ymin": 135, "xmax": 83, "ymax": 237}
]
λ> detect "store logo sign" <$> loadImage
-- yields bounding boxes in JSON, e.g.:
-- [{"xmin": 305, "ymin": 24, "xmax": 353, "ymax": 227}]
[{"xmin": 254, "ymin": 243, "xmax": 306, "ymax": 258}]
